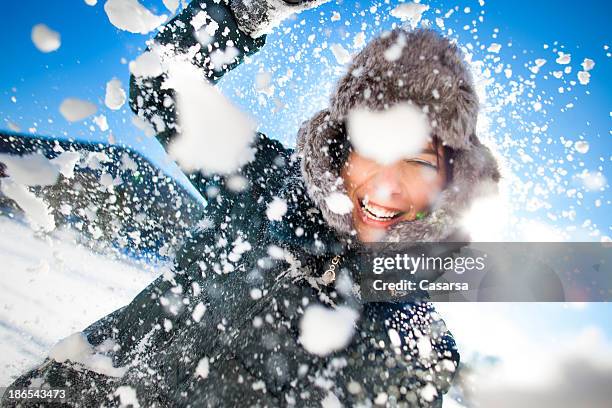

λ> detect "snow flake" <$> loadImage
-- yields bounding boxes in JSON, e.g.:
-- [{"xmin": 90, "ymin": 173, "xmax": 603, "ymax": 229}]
[
  {"xmin": 93, "ymin": 114, "xmax": 109, "ymax": 131},
  {"xmin": 384, "ymin": 33, "xmax": 407, "ymax": 62},
  {"xmin": 129, "ymin": 50, "xmax": 163, "ymax": 78},
  {"xmin": 164, "ymin": 59, "xmax": 255, "ymax": 174},
  {"xmin": 555, "ymin": 51, "xmax": 571, "ymax": 65},
  {"xmin": 163, "ymin": 318, "xmax": 173, "ymax": 332},
  {"xmin": 104, "ymin": 0, "xmax": 167, "ymax": 34},
  {"xmin": 250, "ymin": 288, "xmax": 263, "ymax": 300},
  {"xmin": 420, "ymin": 383, "xmax": 438, "ymax": 402},
  {"xmin": 530, "ymin": 58, "xmax": 547, "ymax": 74},
  {"xmin": 324, "ymin": 192, "xmax": 353, "ymax": 215},
  {"xmin": 321, "ymin": 392, "xmax": 342, "ymax": 408},
  {"xmin": 51, "ymin": 151, "xmax": 80, "ymax": 178},
  {"xmin": 255, "ymin": 71, "xmax": 274, "ymax": 97},
  {"xmin": 114, "ymin": 386, "xmax": 140, "ymax": 408},
  {"xmin": 577, "ymin": 71, "xmax": 591, "ymax": 85},
  {"xmin": 192, "ymin": 302, "xmax": 206, "ymax": 322},
  {"xmin": 374, "ymin": 392, "xmax": 388, "ymax": 405},
  {"xmin": 0, "ymin": 153, "xmax": 59, "ymax": 186},
  {"xmin": 266, "ymin": 197, "xmax": 287, "ymax": 221},
  {"xmin": 488, "ymin": 43, "xmax": 502, "ymax": 53},
  {"xmin": 210, "ymin": 46, "xmax": 240, "ymax": 70},
  {"xmin": 390, "ymin": 2, "xmax": 429, "ymax": 27},
  {"xmin": 417, "ymin": 335, "xmax": 433, "ymax": 358},
  {"xmin": 579, "ymin": 171, "xmax": 606, "ymax": 191},
  {"xmin": 330, "ymin": 43, "xmax": 351, "ymax": 65},
  {"xmin": 353, "ymin": 32, "xmax": 366, "ymax": 49},
  {"xmin": 195, "ymin": 357, "xmax": 209, "ymax": 379},
  {"xmin": 388, "ymin": 328, "xmax": 402, "ymax": 347},
  {"xmin": 105, "ymin": 78, "xmax": 127, "ymax": 110},
  {"xmin": 347, "ymin": 102, "xmax": 430, "ymax": 165},
  {"xmin": 574, "ymin": 141, "xmax": 589, "ymax": 154},
  {"xmin": 299, "ymin": 305, "xmax": 358, "ymax": 356},
  {"xmin": 31, "ymin": 24, "xmax": 61, "ymax": 53},
  {"xmin": 59, "ymin": 98, "xmax": 97, "ymax": 122},
  {"xmin": 581, "ymin": 58, "xmax": 595, "ymax": 71},
  {"xmin": 50, "ymin": 332, "xmax": 127, "ymax": 377}
]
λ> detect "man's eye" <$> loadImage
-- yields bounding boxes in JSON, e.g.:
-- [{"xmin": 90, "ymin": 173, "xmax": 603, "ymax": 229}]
[{"xmin": 404, "ymin": 158, "xmax": 438, "ymax": 169}]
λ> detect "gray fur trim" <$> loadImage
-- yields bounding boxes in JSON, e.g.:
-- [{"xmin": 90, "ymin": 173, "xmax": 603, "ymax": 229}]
[
  {"xmin": 297, "ymin": 29, "xmax": 501, "ymax": 242},
  {"xmin": 230, "ymin": 0, "xmax": 330, "ymax": 38},
  {"xmin": 296, "ymin": 109, "xmax": 353, "ymax": 234},
  {"xmin": 331, "ymin": 28, "xmax": 479, "ymax": 150}
]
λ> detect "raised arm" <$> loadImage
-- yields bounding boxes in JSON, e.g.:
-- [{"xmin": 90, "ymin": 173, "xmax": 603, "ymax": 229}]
[
  {"xmin": 128, "ymin": 0, "xmax": 265, "ymax": 148},
  {"xmin": 129, "ymin": 0, "xmax": 328, "ymax": 149}
]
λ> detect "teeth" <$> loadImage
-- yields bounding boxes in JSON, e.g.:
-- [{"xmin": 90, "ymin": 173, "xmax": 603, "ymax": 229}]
[{"xmin": 360, "ymin": 199, "xmax": 400, "ymax": 220}]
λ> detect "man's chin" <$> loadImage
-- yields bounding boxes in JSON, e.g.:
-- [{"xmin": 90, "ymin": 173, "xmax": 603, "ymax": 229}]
[{"xmin": 355, "ymin": 224, "xmax": 388, "ymax": 243}]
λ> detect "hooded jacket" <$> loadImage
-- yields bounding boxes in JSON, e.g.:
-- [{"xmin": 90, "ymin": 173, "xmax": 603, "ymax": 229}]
[{"xmin": 3, "ymin": 1, "xmax": 500, "ymax": 406}]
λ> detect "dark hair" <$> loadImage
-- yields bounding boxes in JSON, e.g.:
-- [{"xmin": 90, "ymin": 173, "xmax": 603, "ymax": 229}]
[{"xmin": 431, "ymin": 135, "xmax": 455, "ymax": 186}]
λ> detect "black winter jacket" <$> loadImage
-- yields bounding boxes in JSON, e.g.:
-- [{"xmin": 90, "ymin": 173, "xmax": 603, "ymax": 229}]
[{"xmin": 4, "ymin": 1, "xmax": 459, "ymax": 407}]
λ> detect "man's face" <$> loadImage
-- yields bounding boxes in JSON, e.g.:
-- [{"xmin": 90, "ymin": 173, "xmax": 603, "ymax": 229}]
[{"xmin": 341, "ymin": 140, "xmax": 448, "ymax": 242}]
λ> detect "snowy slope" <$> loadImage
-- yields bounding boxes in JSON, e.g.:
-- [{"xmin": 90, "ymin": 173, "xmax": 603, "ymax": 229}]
[
  {"xmin": 0, "ymin": 217, "xmax": 165, "ymax": 386},
  {"xmin": 1, "ymin": 214, "xmax": 611, "ymax": 407}
]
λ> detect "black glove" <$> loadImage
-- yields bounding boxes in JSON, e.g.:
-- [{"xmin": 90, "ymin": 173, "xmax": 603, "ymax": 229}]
[{"xmin": 230, "ymin": 0, "xmax": 330, "ymax": 38}]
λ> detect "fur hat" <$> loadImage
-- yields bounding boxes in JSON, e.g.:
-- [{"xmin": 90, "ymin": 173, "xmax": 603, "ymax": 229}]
[{"xmin": 296, "ymin": 29, "xmax": 500, "ymax": 242}]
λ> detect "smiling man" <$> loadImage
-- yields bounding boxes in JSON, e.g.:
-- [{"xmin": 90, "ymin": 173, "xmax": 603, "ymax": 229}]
[{"xmin": 342, "ymin": 137, "xmax": 451, "ymax": 242}]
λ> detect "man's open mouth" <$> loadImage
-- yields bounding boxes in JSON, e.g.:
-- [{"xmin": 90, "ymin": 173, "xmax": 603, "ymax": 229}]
[{"xmin": 358, "ymin": 198, "xmax": 405, "ymax": 225}]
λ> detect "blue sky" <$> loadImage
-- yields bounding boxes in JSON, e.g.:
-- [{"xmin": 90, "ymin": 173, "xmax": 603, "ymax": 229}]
[{"xmin": 0, "ymin": 0, "xmax": 610, "ymax": 240}]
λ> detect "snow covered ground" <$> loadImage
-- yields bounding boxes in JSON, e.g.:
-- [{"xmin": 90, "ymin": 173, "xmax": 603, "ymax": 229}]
[{"xmin": 0, "ymin": 216, "xmax": 163, "ymax": 386}]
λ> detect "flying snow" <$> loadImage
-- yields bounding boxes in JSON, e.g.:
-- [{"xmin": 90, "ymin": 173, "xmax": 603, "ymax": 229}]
[
  {"xmin": 581, "ymin": 58, "xmax": 595, "ymax": 71},
  {"xmin": 321, "ymin": 392, "xmax": 342, "ymax": 408},
  {"xmin": 420, "ymin": 383, "xmax": 438, "ymax": 402},
  {"xmin": 487, "ymin": 43, "xmax": 502, "ymax": 53},
  {"xmin": 555, "ymin": 51, "xmax": 571, "ymax": 65},
  {"xmin": 353, "ymin": 32, "xmax": 366, "ymax": 49},
  {"xmin": 574, "ymin": 140, "xmax": 589, "ymax": 154},
  {"xmin": 299, "ymin": 305, "xmax": 359, "ymax": 356},
  {"xmin": 192, "ymin": 302, "xmax": 206, "ymax": 323},
  {"xmin": 0, "ymin": 153, "xmax": 60, "ymax": 186},
  {"xmin": 114, "ymin": 386, "xmax": 141, "ymax": 408},
  {"xmin": 59, "ymin": 98, "xmax": 97, "ymax": 122},
  {"xmin": 129, "ymin": 50, "xmax": 164, "ymax": 78},
  {"xmin": 209, "ymin": 47, "xmax": 240, "ymax": 70},
  {"xmin": 104, "ymin": 0, "xmax": 167, "ymax": 34},
  {"xmin": 390, "ymin": 2, "xmax": 429, "ymax": 27},
  {"xmin": 266, "ymin": 197, "xmax": 288, "ymax": 221},
  {"xmin": 105, "ymin": 78, "xmax": 127, "ymax": 110},
  {"xmin": 49, "ymin": 332, "xmax": 127, "ymax": 377},
  {"xmin": 579, "ymin": 171, "xmax": 606, "ymax": 191},
  {"xmin": 347, "ymin": 102, "xmax": 431, "ymax": 165},
  {"xmin": 31, "ymin": 24, "xmax": 61, "ymax": 53},
  {"xmin": 577, "ymin": 71, "xmax": 591, "ymax": 85},
  {"xmin": 164, "ymin": 59, "xmax": 256, "ymax": 174},
  {"xmin": 330, "ymin": 43, "xmax": 351, "ymax": 65},
  {"xmin": 195, "ymin": 357, "xmax": 210, "ymax": 378},
  {"xmin": 324, "ymin": 192, "xmax": 353, "ymax": 215}
]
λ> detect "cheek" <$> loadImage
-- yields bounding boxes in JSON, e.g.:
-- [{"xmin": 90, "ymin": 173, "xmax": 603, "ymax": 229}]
[
  {"xmin": 344, "ymin": 162, "xmax": 376, "ymax": 191},
  {"xmin": 404, "ymin": 167, "xmax": 445, "ymax": 206}
]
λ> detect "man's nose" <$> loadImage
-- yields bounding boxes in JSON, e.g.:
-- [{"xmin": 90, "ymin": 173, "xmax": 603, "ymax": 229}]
[{"xmin": 371, "ymin": 164, "xmax": 404, "ymax": 199}]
